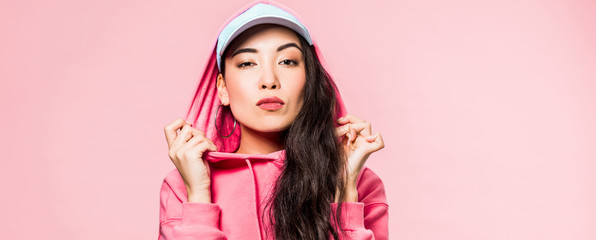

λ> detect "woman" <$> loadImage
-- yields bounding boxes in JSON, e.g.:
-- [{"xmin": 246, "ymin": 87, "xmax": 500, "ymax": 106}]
[{"xmin": 159, "ymin": 1, "xmax": 388, "ymax": 239}]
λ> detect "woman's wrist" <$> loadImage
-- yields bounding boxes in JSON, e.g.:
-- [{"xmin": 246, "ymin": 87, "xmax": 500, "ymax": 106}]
[
  {"xmin": 186, "ymin": 187, "xmax": 212, "ymax": 203},
  {"xmin": 344, "ymin": 183, "xmax": 358, "ymax": 202},
  {"xmin": 334, "ymin": 183, "xmax": 358, "ymax": 203}
]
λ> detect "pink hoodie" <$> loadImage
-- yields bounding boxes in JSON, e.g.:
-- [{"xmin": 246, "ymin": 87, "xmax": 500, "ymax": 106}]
[
  {"xmin": 158, "ymin": 1, "xmax": 389, "ymax": 239},
  {"xmin": 158, "ymin": 151, "xmax": 389, "ymax": 240}
]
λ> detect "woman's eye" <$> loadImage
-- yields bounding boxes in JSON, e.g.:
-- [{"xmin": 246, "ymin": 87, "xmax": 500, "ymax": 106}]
[
  {"xmin": 280, "ymin": 59, "xmax": 297, "ymax": 66},
  {"xmin": 238, "ymin": 62, "xmax": 255, "ymax": 68}
]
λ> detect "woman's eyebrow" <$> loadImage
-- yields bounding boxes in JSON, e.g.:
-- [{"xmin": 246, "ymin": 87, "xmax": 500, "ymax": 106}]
[
  {"xmin": 231, "ymin": 48, "xmax": 256, "ymax": 57},
  {"xmin": 231, "ymin": 42, "xmax": 303, "ymax": 58},
  {"xmin": 277, "ymin": 43, "xmax": 303, "ymax": 54}
]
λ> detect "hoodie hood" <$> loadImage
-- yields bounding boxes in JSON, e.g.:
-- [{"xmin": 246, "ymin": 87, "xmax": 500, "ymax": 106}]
[{"xmin": 184, "ymin": 0, "xmax": 348, "ymax": 161}]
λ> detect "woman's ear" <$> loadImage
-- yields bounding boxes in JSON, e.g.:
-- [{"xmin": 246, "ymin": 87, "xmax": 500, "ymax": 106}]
[{"xmin": 216, "ymin": 73, "xmax": 230, "ymax": 106}]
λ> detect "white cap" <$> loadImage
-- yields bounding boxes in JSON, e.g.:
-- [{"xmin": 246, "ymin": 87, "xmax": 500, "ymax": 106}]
[{"xmin": 216, "ymin": 3, "xmax": 313, "ymax": 71}]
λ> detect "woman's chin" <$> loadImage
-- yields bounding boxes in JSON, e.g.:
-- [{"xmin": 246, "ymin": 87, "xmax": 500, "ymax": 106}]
[
  {"xmin": 246, "ymin": 116, "xmax": 294, "ymax": 131},
  {"xmin": 243, "ymin": 122, "xmax": 291, "ymax": 134},
  {"xmin": 255, "ymin": 125, "xmax": 290, "ymax": 133}
]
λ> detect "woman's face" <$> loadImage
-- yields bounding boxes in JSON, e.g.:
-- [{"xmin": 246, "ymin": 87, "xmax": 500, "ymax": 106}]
[{"xmin": 217, "ymin": 24, "xmax": 306, "ymax": 133}]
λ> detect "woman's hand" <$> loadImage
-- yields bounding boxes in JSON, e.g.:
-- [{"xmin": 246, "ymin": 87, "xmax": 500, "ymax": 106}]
[
  {"xmin": 335, "ymin": 114, "xmax": 385, "ymax": 201},
  {"xmin": 164, "ymin": 118, "xmax": 218, "ymax": 203}
]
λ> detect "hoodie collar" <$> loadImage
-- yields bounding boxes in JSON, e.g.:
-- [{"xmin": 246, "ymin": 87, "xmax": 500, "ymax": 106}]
[{"xmin": 203, "ymin": 149, "xmax": 286, "ymax": 163}]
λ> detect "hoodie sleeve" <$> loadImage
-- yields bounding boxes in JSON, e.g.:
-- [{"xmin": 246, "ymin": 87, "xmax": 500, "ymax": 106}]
[
  {"xmin": 330, "ymin": 167, "xmax": 389, "ymax": 240},
  {"xmin": 158, "ymin": 170, "xmax": 227, "ymax": 240}
]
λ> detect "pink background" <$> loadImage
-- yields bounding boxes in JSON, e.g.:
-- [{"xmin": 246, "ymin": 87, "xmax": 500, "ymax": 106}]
[{"xmin": 1, "ymin": 0, "xmax": 595, "ymax": 239}]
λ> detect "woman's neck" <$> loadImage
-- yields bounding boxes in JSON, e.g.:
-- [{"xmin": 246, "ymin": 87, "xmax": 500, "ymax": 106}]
[{"xmin": 234, "ymin": 124, "xmax": 284, "ymax": 155}]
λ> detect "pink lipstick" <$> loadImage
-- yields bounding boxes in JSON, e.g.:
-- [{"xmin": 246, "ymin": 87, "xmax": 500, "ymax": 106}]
[{"xmin": 257, "ymin": 96, "xmax": 285, "ymax": 110}]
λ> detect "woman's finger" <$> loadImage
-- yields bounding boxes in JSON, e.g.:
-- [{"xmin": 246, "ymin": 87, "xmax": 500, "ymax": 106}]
[
  {"xmin": 186, "ymin": 135, "xmax": 217, "ymax": 151},
  {"xmin": 368, "ymin": 132, "xmax": 385, "ymax": 152},
  {"xmin": 349, "ymin": 126, "xmax": 356, "ymax": 148},
  {"xmin": 337, "ymin": 113, "xmax": 365, "ymax": 124},
  {"xmin": 184, "ymin": 124, "xmax": 215, "ymax": 150},
  {"xmin": 171, "ymin": 124, "xmax": 194, "ymax": 150},
  {"xmin": 347, "ymin": 122, "xmax": 372, "ymax": 138},
  {"xmin": 180, "ymin": 140, "xmax": 217, "ymax": 157},
  {"xmin": 375, "ymin": 132, "xmax": 385, "ymax": 150},
  {"xmin": 335, "ymin": 123, "xmax": 351, "ymax": 138},
  {"xmin": 164, "ymin": 118, "xmax": 190, "ymax": 149},
  {"xmin": 189, "ymin": 126, "xmax": 205, "ymax": 138}
]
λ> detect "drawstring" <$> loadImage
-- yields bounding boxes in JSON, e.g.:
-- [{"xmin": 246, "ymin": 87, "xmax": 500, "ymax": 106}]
[{"xmin": 245, "ymin": 159, "xmax": 263, "ymax": 240}]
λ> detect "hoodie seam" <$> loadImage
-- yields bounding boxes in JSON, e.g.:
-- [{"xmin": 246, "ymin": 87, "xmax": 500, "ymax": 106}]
[
  {"xmin": 245, "ymin": 159, "xmax": 263, "ymax": 240},
  {"xmin": 160, "ymin": 185, "xmax": 174, "ymax": 226},
  {"xmin": 364, "ymin": 202, "xmax": 389, "ymax": 208},
  {"xmin": 166, "ymin": 177, "xmax": 185, "ymax": 204},
  {"xmin": 160, "ymin": 218, "xmax": 182, "ymax": 226}
]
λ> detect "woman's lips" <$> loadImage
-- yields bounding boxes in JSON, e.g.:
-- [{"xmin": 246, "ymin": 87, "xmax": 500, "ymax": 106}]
[
  {"xmin": 257, "ymin": 96, "xmax": 285, "ymax": 110},
  {"xmin": 258, "ymin": 103, "xmax": 283, "ymax": 110}
]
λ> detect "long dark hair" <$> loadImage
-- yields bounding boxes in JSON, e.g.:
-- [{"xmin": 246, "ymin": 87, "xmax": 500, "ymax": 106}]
[{"xmin": 221, "ymin": 26, "xmax": 350, "ymax": 240}]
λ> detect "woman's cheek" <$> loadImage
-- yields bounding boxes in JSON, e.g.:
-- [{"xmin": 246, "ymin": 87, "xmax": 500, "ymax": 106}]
[
  {"xmin": 293, "ymin": 76, "xmax": 307, "ymax": 113},
  {"xmin": 227, "ymin": 83, "xmax": 254, "ymax": 122}
]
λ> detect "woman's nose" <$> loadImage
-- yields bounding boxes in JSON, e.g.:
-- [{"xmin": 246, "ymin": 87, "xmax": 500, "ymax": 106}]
[
  {"xmin": 260, "ymin": 66, "xmax": 279, "ymax": 89},
  {"xmin": 261, "ymin": 82, "xmax": 277, "ymax": 89}
]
